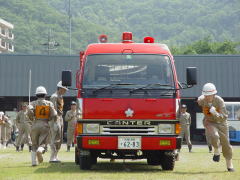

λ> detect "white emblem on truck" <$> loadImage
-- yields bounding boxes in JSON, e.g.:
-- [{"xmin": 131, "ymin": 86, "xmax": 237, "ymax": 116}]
[{"xmin": 125, "ymin": 108, "xmax": 134, "ymax": 117}]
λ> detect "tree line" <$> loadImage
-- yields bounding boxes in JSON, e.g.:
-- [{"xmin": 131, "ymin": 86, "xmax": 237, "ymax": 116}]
[{"xmin": 0, "ymin": 0, "xmax": 239, "ymax": 55}]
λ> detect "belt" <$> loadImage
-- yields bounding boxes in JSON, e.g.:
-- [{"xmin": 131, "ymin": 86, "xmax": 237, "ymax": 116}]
[
  {"xmin": 35, "ymin": 118, "xmax": 49, "ymax": 121},
  {"xmin": 209, "ymin": 120, "xmax": 225, "ymax": 124}
]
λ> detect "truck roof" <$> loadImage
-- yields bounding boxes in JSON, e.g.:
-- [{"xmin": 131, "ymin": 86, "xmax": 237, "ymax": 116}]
[{"xmin": 85, "ymin": 43, "xmax": 172, "ymax": 56}]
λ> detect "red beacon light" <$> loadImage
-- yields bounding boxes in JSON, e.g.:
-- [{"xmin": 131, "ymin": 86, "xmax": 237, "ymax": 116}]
[
  {"xmin": 122, "ymin": 32, "xmax": 133, "ymax": 43},
  {"xmin": 98, "ymin": 34, "xmax": 108, "ymax": 43},
  {"xmin": 144, "ymin": 36, "xmax": 155, "ymax": 43}
]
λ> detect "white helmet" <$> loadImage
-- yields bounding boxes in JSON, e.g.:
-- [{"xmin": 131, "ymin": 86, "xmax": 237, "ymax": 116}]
[
  {"xmin": 0, "ymin": 111, "xmax": 4, "ymax": 116},
  {"xmin": 57, "ymin": 81, "xmax": 68, "ymax": 90},
  {"xmin": 202, "ymin": 83, "xmax": 217, "ymax": 96},
  {"xmin": 35, "ymin": 86, "xmax": 47, "ymax": 95}
]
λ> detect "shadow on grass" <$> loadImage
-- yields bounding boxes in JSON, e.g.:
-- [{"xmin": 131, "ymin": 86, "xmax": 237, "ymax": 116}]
[
  {"xmin": 34, "ymin": 161, "xmax": 162, "ymax": 173},
  {"xmin": 33, "ymin": 161, "xmax": 227, "ymax": 175},
  {"xmin": 174, "ymin": 170, "xmax": 227, "ymax": 175}
]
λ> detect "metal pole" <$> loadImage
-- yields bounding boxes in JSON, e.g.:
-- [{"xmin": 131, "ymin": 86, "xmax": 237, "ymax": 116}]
[
  {"xmin": 48, "ymin": 29, "xmax": 50, "ymax": 55},
  {"xmin": 28, "ymin": 69, "xmax": 31, "ymax": 105},
  {"xmin": 69, "ymin": 0, "xmax": 72, "ymax": 55}
]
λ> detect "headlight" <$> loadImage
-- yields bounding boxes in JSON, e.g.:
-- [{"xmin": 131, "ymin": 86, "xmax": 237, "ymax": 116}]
[
  {"xmin": 77, "ymin": 98, "xmax": 83, "ymax": 119},
  {"xmin": 158, "ymin": 124, "xmax": 175, "ymax": 134},
  {"xmin": 83, "ymin": 124, "xmax": 100, "ymax": 134}
]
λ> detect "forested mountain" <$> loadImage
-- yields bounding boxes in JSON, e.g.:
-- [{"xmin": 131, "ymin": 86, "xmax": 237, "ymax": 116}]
[{"xmin": 1, "ymin": 0, "xmax": 239, "ymax": 55}]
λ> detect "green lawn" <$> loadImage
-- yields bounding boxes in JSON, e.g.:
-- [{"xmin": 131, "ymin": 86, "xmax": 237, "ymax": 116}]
[{"xmin": 0, "ymin": 145, "xmax": 239, "ymax": 180}]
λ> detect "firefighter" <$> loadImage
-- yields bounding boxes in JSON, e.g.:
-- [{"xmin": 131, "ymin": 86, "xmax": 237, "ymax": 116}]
[
  {"xmin": 178, "ymin": 104, "xmax": 192, "ymax": 152},
  {"xmin": 0, "ymin": 113, "xmax": 10, "ymax": 149},
  {"xmin": 11, "ymin": 109, "xmax": 20, "ymax": 148},
  {"xmin": 15, "ymin": 103, "xmax": 32, "ymax": 152},
  {"xmin": 0, "ymin": 112, "xmax": 5, "ymax": 149},
  {"xmin": 49, "ymin": 81, "xmax": 68, "ymax": 163},
  {"xmin": 65, "ymin": 101, "xmax": 78, "ymax": 152},
  {"xmin": 28, "ymin": 86, "xmax": 57, "ymax": 166},
  {"xmin": 197, "ymin": 83, "xmax": 234, "ymax": 172},
  {"xmin": 5, "ymin": 115, "xmax": 13, "ymax": 148}
]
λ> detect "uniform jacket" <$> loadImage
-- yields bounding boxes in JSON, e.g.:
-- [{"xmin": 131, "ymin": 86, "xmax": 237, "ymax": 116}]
[
  {"xmin": 16, "ymin": 110, "xmax": 31, "ymax": 124},
  {"xmin": 28, "ymin": 98, "xmax": 57, "ymax": 121},
  {"xmin": 178, "ymin": 112, "xmax": 191, "ymax": 126},
  {"xmin": 50, "ymin": 91, "xmax": 64, "ymax": 116},
  {"xmin": 198, "ymin": 95, "xmax": 228, "ymax": 123},
  {"xmin": 65, "ymin": 110, "xmax": 79, "ymax": 129}
]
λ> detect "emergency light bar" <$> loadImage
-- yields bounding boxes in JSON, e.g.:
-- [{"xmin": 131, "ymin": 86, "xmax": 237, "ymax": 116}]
[
  {"xmin": 144, "ymin": 36, "xmax": 154, "ymax": 43},
  {"xmin": 122, "ymin": 32, "xmax": 133, "ymax": 43},
  {"xmin": 98, "ymin": 34, "xmax": 108, "ymax": 43}
]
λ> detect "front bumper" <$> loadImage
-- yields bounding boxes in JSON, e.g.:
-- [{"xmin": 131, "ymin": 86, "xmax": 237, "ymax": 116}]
[{"xmin": 77, "ymin": 135, "xmax": 181, "ymax": 150}]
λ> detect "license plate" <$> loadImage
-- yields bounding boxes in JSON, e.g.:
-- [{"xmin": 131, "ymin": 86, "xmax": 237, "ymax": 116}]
[{"xmin": 118, "ymin": 136, "xmax": 141, "ymax": 149}]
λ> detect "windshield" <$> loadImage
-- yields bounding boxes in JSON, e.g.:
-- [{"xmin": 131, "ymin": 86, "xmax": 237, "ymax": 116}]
[{"xmin": 83, "ymin": 54, "xmax": 175, "ymax": 89}]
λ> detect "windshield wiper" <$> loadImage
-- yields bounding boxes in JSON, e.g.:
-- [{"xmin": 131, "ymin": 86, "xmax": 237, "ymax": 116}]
[
  {"xmin": 93, "ymin": 83, "xmax": 136, "ymax": 93},
  {"xmin": 130, "ymin": 83, "xmax": 174, "ymax": 93}
]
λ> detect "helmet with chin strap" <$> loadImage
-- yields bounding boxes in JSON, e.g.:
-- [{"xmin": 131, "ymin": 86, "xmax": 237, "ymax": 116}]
[{"xmin": 202, "ymin": 83, "xmax": 217, "ymax": 96}]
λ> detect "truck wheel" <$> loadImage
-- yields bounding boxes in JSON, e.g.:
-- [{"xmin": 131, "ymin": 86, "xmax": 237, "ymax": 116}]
[
  {"xmin": 79, "ymin": 155, "xmax": 92, "ymax": 170},
  {"xmin": 147, "ymin": 157, "xmax": 161, "ymax": 165},
  {"xmin": 91, "ymin": 156, "xmax": 97, "ymax": 165},
  {"xmin": 75, "ymin": 148, "xmax": 79, "ymax": 165},
  {"xmin": 146, "ymin": 151, "xmax": 161, "ymax": 165},
  {"xmin": 160, "ymin": 151, "xmax": 175, "ymax": 171}
]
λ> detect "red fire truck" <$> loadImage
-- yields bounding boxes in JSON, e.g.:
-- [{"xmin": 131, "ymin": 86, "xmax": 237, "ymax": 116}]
[{"xmin": 62, "ymin": 32, "xmax": 197, "ymax": 170}]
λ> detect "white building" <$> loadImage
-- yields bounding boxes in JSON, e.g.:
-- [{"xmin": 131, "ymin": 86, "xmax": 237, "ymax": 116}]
[{"xmin": 0, "ymin": 18, "xmax": 14, "ymax": 53}]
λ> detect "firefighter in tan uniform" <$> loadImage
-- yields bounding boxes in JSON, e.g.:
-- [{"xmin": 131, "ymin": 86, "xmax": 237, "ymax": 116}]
[
  {"xmin": 49, "ymin": 81, "xmax": 68, "ymax": 163},
  {"xmin": 0, "ymin": 113, "xmax": 10, "ymax": 149},
  {"xmin": 5, "ymin": 115, "xmax": 13, "ymax": 148},
  {"xmin": 65, "ymin": 101, "xmax": 78, "ymax": 152},
  {"xmin": 198, "ymin": 83, "xmax": 234, "ymax": 172},
  {"xmin": 28, "ymin": 86, "xmax": 57, "ymax": 166},
  {"xmin": 0, "ymin": 112, "xmax": 5, "ymax": 149},
  {"xmin": 15, "ymin": 103, "xmax": 32, "ymax": 152},
  {"xmin": 178, "ymin": 104, "xmax": 192, "ymax": 152}
]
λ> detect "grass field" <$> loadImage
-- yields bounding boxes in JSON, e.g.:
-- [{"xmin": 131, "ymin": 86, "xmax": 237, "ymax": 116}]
[{"xmin": 0, "ymin": 145, "xmax": 239, "ymax": 180}]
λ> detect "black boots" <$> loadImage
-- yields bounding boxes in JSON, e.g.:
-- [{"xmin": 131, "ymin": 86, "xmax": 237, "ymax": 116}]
[
  {"xmin": 67, "ymin": 146, "xmax": 70, "ymax": 152},
  {"xmin": 17, "ymin": 144, "xmax": 32, "ymax": 152},
  {"xmin": 29, "ymin": 146, "xmax": 32, "ymax": 152},
  {"xmin": 188, "ymin": 144, "xmax": 192, "ymax": 152},
  {"xmin": 228, "ymin": 168, "xmax": 235, "ymax": 172},
  {"xmin": 6, "ymin": 140, "xmax": 11, "ymax": 147},
  {"xmin": 45, "ymin": 145, "xmax": 48, "ymax": 152},
  {"xmin": 213, "ymin": 154, "xmax": 220, "ymax": 162},
  {"xmin": 208, "ymin": 145, "xmax": 212, "ymax": 153},
  {"xmin": 20, "ymin": 144, "xmax": 24, "ymax": 151}
]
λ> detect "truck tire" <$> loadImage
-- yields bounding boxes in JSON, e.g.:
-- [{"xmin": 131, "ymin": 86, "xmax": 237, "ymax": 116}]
[
  {"xmin": 146, "ymin": 151, "xmax": 161, "ymax": 165},
  {"xmin": 160, "ymin": 151, "xmax": 175, "ymax": 171},
  {"xmin": 91, "ymin": 156, "xmax": 97, "ymax": 165},
  {"xmin": 79, "ymin": 155, "xmax": 92, "ymax": 170},
  {"xmin": 147, "ymin": 157, "xmax": 161, "ymax": 165},
  {"xmin": 75, "ymin": 148, "xmax": 79, "ymax": 165}
]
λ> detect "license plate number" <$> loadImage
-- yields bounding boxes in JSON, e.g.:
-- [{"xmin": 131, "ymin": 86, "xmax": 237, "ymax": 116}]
[{"xmin": 118, "ymin": 136, "xmax": 141, "ymax": 149}]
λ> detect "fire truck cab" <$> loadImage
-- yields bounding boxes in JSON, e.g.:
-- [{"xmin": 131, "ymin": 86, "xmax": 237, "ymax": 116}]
[{"xmin": 62, "ymin": 32, "xmax": 197, "ymax": 170}]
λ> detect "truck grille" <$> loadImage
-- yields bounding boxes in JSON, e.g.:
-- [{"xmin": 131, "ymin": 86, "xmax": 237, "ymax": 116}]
[{"xmin": 100, "ymin": 125, "xmax": 158, "ymax": 135}]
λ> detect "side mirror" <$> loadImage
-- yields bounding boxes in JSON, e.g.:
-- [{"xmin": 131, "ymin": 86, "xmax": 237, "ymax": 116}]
[
  {"xmin": 62, "ymin": 70, "xmax": 72, "ymax": 87},
  {"xmin": 186, "ymin": 67, "xmax": 197, "ymax": 86}
]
